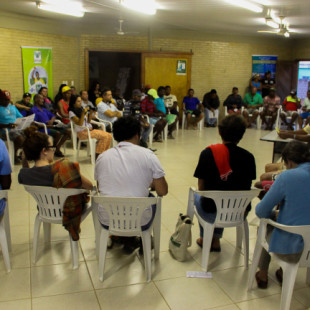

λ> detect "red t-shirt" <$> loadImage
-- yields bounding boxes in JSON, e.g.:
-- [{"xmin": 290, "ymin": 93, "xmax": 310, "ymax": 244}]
[
  {"xmin": 283, "ymin": 96, "xmax": 299, "ymax": 111},
  {"xmin": 59, "ymin": 99, "xmax": 69, "ymax": 124},
  {"xmin": 141, "ymin": 98, "xmax": 155, "ymax": 114}
]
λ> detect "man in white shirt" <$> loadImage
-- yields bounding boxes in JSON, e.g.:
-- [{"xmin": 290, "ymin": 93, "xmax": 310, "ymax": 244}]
[
  {"xmin": 298, "ymin": 90, "xmax": 310, "ymax": 128},
  {"xmin": 95, "ymin": 116, "xmax": 168, "ymax": 252},
  {"xmin": 97, "ymin": 88, "xmax": 122, "ymax": 123},
  {"xmin": 80, "ymin": 90, "xmax": 96, "ymax": 110},
  {"xmin": 164, "ymin": 85, "xmax": 179, "ymax": 117}
]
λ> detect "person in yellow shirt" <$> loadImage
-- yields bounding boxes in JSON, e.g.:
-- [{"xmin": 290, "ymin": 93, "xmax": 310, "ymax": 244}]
[{"xmin": 31, "ymin": 67, "xmax": 46, "ymax": 85}]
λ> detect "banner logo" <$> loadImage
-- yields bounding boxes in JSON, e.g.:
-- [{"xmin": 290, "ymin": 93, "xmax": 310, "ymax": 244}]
[{"xmin": 34, "ymin": 51, "xmax": 42, "ymax": 64}]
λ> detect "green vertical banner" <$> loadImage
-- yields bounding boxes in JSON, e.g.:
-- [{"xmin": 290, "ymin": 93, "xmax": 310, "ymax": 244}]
[{"xmin": 21, "ymin": 47, "xmax": 53, "ymax": 99}]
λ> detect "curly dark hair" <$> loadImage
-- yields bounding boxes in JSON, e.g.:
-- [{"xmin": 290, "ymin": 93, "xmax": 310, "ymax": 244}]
[{"xmin": 113, "ymin": 116, "xmax": 141, "ymax": 142}]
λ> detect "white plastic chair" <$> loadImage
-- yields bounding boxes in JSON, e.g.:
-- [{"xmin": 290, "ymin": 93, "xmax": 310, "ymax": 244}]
[
  {"xmin": 182, "ymin": 110, "xmax": 203, "ymax": 130},
  {"xmin": 0, "ymin": 190, "xmax": 11, "ymax": 272},
  {"xmin": 142, "ymin": 115, "xmax": 167, "ymax": 143},
  {"xmin": 70, "ymin": 120, "xmax": 105, "ymax": 165},
  {"xmin": 91, "ymin": 195, "xmax": 162, "ymax": 282},
  {"xmin": 24, "ymin": 185, "xmax": 92, "ymax": 269},
  {"xmin": 186, "ymin": 187, "xmax": 260, "ymax": 272},
  {"xmin": 248, "ymin": 218, "xmax": 310, "ymax": 310}
]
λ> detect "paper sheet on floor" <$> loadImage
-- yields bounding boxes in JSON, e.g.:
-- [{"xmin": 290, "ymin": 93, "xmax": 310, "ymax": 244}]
[{"xmin": 186, "ymin": 271, "xmax": 212, "ymax": 278}]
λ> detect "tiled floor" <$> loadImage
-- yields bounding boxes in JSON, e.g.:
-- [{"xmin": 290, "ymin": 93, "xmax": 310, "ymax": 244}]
[{"xmin": 1, "ymin": 127, "xmax": 310, "ymax": 310}]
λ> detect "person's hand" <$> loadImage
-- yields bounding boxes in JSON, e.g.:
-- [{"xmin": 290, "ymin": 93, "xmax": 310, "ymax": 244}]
[
  {"xmin": 278, "ymin": 132, "xmax": 290, "ymax": 139},
  {"xmin": 116, "ymin": 111, "xmax": 122, "ymax": 117},
  {"xmin": 232, "ymin": 104, "xmax": 237, "ymax": 109},
  {"xmin": 83, "ymin": 107, "xmax": 89, "ymax": 114},
  {"xmin": 302, "ymin": 106, "xmax": 306, "ymax": 112}
]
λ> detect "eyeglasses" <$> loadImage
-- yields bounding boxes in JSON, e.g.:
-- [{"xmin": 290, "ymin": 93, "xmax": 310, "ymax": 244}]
[{"xmin": 46, "ymin": 146, "xmax": 56, "ymax": 152}]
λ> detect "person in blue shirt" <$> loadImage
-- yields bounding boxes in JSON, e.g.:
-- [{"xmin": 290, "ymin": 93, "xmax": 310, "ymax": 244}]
[
  {"xmin": 0, "ymin": 89, "xmax": 25, "ymax": 161},
  {"xmin": 255, "ymin": 140, "xmax": 310, "ymax": 289},
  {"xmin": 0, "ymin": 139, "xmax": 11, "ymax": 217},
  {"xmin": 183, "ymin": 88, "xmax": 204, "ymax": 129},
  {"xmin": 154, "ymin": 86, "xmax": 177, "ymax": 139},
  {"xmin": 31, "ymin": 94, "xmax": 71, "ymax": 157}
]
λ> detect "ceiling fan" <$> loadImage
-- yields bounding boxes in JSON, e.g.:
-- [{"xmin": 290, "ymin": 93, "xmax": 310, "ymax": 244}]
[
  {"xmin": 116, "ymin": 18, "xmax": 139, "ymax": 36},
  {"xmin": 257, "ymin": 16, "xmax": 293, "ymax": 37}
]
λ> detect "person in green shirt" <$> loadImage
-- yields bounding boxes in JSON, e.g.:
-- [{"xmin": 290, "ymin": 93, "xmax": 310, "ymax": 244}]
[{"xmin": 242, "ymin": 87, "xmax": 263, "ymax": 127}]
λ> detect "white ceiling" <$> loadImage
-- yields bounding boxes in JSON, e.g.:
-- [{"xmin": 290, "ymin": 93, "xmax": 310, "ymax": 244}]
[{"xmin": 0, "ymin": 0, "xmax": 310, "ymax": 39}]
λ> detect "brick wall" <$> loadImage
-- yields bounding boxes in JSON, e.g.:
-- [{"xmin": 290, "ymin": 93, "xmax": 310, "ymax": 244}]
[{"xmin": 0, "ymin": 27, "xmax": 79, "ymax": 102}]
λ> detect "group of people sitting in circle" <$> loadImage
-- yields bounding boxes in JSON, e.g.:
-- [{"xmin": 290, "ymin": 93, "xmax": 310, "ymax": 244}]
[{"xmin": 1, "ymin": 77, "xmax": 310, "ymax": 290}]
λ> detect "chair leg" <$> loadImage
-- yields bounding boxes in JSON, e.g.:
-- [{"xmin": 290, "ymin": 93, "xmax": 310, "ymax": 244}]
[
  {"xmin": 236, "ymin": 226, "xmax": 243, "ymax": 250},
  {"xmin": 69, "ymin": 234, "xmax": 79, "ymax": 270},
  {"xmin": 32, "ymin": 215, "xmax": 42, "ymax": 264},
  {"xmin": 142, "ymin": 230, "xmax": 152, "ymax": 282},
  {"xmin": 280, "ymin": 263, "xmax": 299, "ymax": 310},
  {"xmin": 90, "ymin": 140, "xmax": 96, "ymax": 165},
  {"xmin": 98, "ymin": 228, "xmax": 109, "ymax": 282},
  {"xmin": 201, "ymin": 223, "xmax": 214, "ymax": 272},
  {"xmin": 43, "ymin": 222, "xmax": 51, "ymax": 243},
  {"xmin": 0, "ymin": 220, "xmax": 11, "ymax": 272},
  {"xmin": 91, "ymin": 205, "xmax": 100, "ymax": 259},
  {"xmin": 247, "ymin": 241, "xmax": 264, "ymax": 290},
  {"xmin": 77, "ymin": 140, "xmax": 81, "ymax": 160},
  {"xmin": 3, "ymin": 204, "xmax": 12, "ymax": 252},
  {"xmin": 242, "ymin": 221, "xmax": 249, "ymax": 268},
  {"xmin": 186, "ymin": 188, "xmax": 195, "ymax": 220},
  {"xmin": 153, "ymin": 206, "xmax": 161, "ymax": 260},
  {"xmin": 306, "ymin": 267, "xmax": 310, "ymax": 286}
]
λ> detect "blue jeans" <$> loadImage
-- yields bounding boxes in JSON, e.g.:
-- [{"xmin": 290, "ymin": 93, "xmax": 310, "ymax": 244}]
[
  {"xmin": 194, "ymin": 193, "xmax": 223, "ymax": 239},
  {"xmin": 141, "ymin": 125, "xmax": 152, "ymax": 144},
  {"xmin": 204, "ymin": 108, "xmax": 219, "ymax": 125}
]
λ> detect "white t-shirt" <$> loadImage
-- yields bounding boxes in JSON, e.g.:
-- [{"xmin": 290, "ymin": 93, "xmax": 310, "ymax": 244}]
[
  {"xmin": 94, "ymin": 141, "xmax": 165, "ymax": 226},
  {"xmin": 69, "ymin": 111, "xmax": 92, "ymax": 132},
  {"xmin": 97, "ymin": 101, "xmax": 119, "ymax": 123},
  {"xmin": 164, "ymin": 94, "xmax": 178, "ymax": 108},
  {"xmin": 303, "ymin": 97, "xmax": 310, "ymax": 110}
]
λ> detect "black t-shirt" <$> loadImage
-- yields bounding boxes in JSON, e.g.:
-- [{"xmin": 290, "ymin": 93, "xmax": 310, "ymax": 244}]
[
  {"xmin": 261, "ymin": 78, "xmax": 276, "ymax": 98},
  {"xmin": 194, "ymin": 143, "xmax": 256, "ymax": 212},
  {"xmin": 18, "ymin": 165, "xmax": 54, "ymax": 186}
]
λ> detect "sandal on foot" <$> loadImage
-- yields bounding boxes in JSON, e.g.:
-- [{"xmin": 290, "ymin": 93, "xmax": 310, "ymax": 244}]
[
  {"xmin": 196, "ymin": 238, "xmax": 203, "ymax": 248},
  {"xmin": 275, "ymin": 268, "xmax": 283, "ymax": 285},
  {"xmin": 255, "ymin": 271, "xmax": 268, "ymax": 289}
]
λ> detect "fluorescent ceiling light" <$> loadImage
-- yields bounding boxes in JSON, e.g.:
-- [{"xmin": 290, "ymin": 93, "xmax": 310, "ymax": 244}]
[
  {"xmin": 265, "ymin": 18, "xmax": 279, "ymax": 29},
  {"xmin": 121, "ymin": 0, "xmax": 157, "ymax": 15},
  {"xmin": 224, "ymin": 0, "xmax": 263, "ymax": 13},
  {"xmin": 36, "ymin": 1, "xmax": 85, "ymax": 17},
  {"xmin": 284, "ymin": 31, "xmax": 290, "ymax": 38}
]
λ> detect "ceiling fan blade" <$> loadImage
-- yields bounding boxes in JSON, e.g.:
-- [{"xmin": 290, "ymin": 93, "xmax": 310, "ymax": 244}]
[{"xmin": 257, "ymin": 30, "xmax": 278, "ymax": 34}]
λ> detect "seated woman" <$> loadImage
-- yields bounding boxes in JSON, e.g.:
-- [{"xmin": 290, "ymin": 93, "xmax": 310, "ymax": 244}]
[
  {"xmin": 194, "ymin": 114, "xmax": 256, "ymax": 251},
  {"xmin": 18, "ymin": 127, "xmax": 93, "ymax": 240},
  {"xmin": 255, "ymin": 141, "xmax": 310, "ymax": 288},
  {"xmin": 69, "ymin": 95, "xmax": 112, "ymax": 157}
]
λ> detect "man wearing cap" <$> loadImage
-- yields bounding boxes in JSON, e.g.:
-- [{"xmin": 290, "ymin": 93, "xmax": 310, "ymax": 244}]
[
  {"xmin": 298, "ymin": 90, "xmax": 310, "ymax": 129},
  {"xmin": 202, "ymin": 89, "xmax": 220, "ymax": 127},
  {"xmin": 97, "ymin": 88, "xmax": 122, "ymax": 124},
  {"xmin": 280, "ymin": 90, "xmax": 301, "ymax": 130},
  {"xmin": 242, "ymin": 87, "xmax": 263, "ymax": 127},
  {"xmin": 261, "ymin": 71, "xmax": 276, "ymax": 98},
  {"xmin": 57, "ymin": 86, "xmax": 71, "ymax": 125},
  {"xmin": 15, "ymin": 93, "xmax": 33, "ymax": 116},
  {"xmin": 260, "ymin": 88, "xmax": 281, "ymax": 130},
  {"xmin": 123, "ymin": 89, "xmax": 152, "ymax": 147},
  {"xmin": 141, "ymin": 89, "xmax": 167, "ymax": 142},
  {"xmin": 0, "ymin": 90, "xmax": 25, "ymax": 161},
  {"xmin": 223, "ymin": 87, "xmax": 243, "ymax": 114}
]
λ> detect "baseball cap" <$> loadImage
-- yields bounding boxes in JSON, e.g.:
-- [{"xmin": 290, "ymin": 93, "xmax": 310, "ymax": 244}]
[
  {"xmin": 290, "ymin": 90, "xmax": 297, "ymax": 95},
  {"xmin": 62, "ymin": 86, "xmax": 71, "ymax": 93},
  {"xmin": 132, "ymin": 89, "xmax": 142, "ymax": 96},
  {"xmin": 147, "ymin": 89, "xmax": 159, "ymax": 99},
  {"xmin": 145, "ymin": 84, "xmax": 152, "ymax": 89},
  {"xmin": 0, "ymin": 90, "xmax": 11, "ymax": 100}
]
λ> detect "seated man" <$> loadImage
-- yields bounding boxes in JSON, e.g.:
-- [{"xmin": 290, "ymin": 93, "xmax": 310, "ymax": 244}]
[
  {"xmin": 0, "ymin": 90, "xmax": 24, "ymax": 162},
  {"xmin": 95, "ymin": 116, "xmax": 168, "ymax": 253},
  {"xmin": 260, "ymin": 88, "xmax": 280, "ymax": 130},
  {"xmin": 202, "ymin": 89, "xmax": 220, "ymax": 127},
  {"xmin": 141, "ymin": 89, "xmax": 167, "ymax": 143},
  {"xmin": 194, "ymin": 114, "xmax": 256, "ymax": 251},
  {"xmin": 298, "ymin": 90, "xmax": 310, "ymax": 128},
  {"xmin": 223, "ymin": 87, "xmax": 242, "ymax": 114},
  {"xmin": 0, "ymin": 138, "xmax": 12, "ymax": 217},
  {"xmin": 123, "ymin": 89, "xmax": 152, "ymax": 148},
  {"xmin": 15, "ymin": 93, "xmax": 33, "ymax": 116},
  {"xmin": 97, "ymin": 88, "xmax": 122, "ymax": 124},
  {"xmin": 183, "ymin": 88, "xmax": 204, "ymax": 130},
  {"xmin": 155, "ymin": 86, "xmax": 177, "ymax": 139},
  {"xmin": 80, "ymin": 90, "xmax": 96, "ymax": 110},
  {"xmin": 280, "ymin": 90, "xmax": 301, "ymax": 130},
  {"xmin": 38, "ymin": 87, "xmax": 54, "ymax": 113},
  {"xmin": 112, "ymin": 87, "xmax": 125, "ymax": 111},
  {"xmin": 31, "ymin": 94, "xmax": 71, "ymax": 157},
  {"xmin": 164, "ymin": 85, "xmax": 179, "ymax": 117},
  {"xmin": 242, "ymin": 87, "xmax": 263, "ymax": 127}
]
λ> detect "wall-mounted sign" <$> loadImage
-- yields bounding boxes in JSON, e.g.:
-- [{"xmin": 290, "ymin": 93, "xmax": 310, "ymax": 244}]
[{"xmin": 176, "ymin": 60, "xmax": 187, "ymax": 75}]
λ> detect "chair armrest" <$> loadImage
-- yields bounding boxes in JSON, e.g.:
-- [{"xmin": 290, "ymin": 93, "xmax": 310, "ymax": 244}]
[
  {"xmin": 34, "ymin": 121, "xmax": 48, "ymax": 134},
  {"xmin": 265, "ymin": 218, "xmax": 310, "ymax": 235},
  {"xmin": 4, "ymin": 128, "xmax": 10, "ymax": 141},
  {"xmin": 96, "ymin": 117, "xmax": 113, "ymax": 131},
  {"xmin": 91, "ymin": 120, "xmax": 105, "ymax": 131}
]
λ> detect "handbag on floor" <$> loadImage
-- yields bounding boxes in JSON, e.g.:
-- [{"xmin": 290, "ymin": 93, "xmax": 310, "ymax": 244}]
[{"xmin": 169, "ymin": 213, "xmax": 193, "ymax": 262}]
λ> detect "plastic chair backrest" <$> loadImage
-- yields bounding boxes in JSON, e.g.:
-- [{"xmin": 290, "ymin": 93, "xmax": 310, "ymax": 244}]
[
  {"xmin": 0, "ymin": 190, "xmax": 8, "ymax": 200},
  {"xmin": 24, "ymin": 185, "xmax": 87, "ymax": 221},
  {"xmin": 92, "ymin": 196, "xmax": 159, "ymax": 234},
  {"xmin": 194, "ymin": 189, "xmax": 260, "ymax": 226},
  {"xmin": 265, "ymin": 219, "xmax": 310, "ymax": 268}
]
